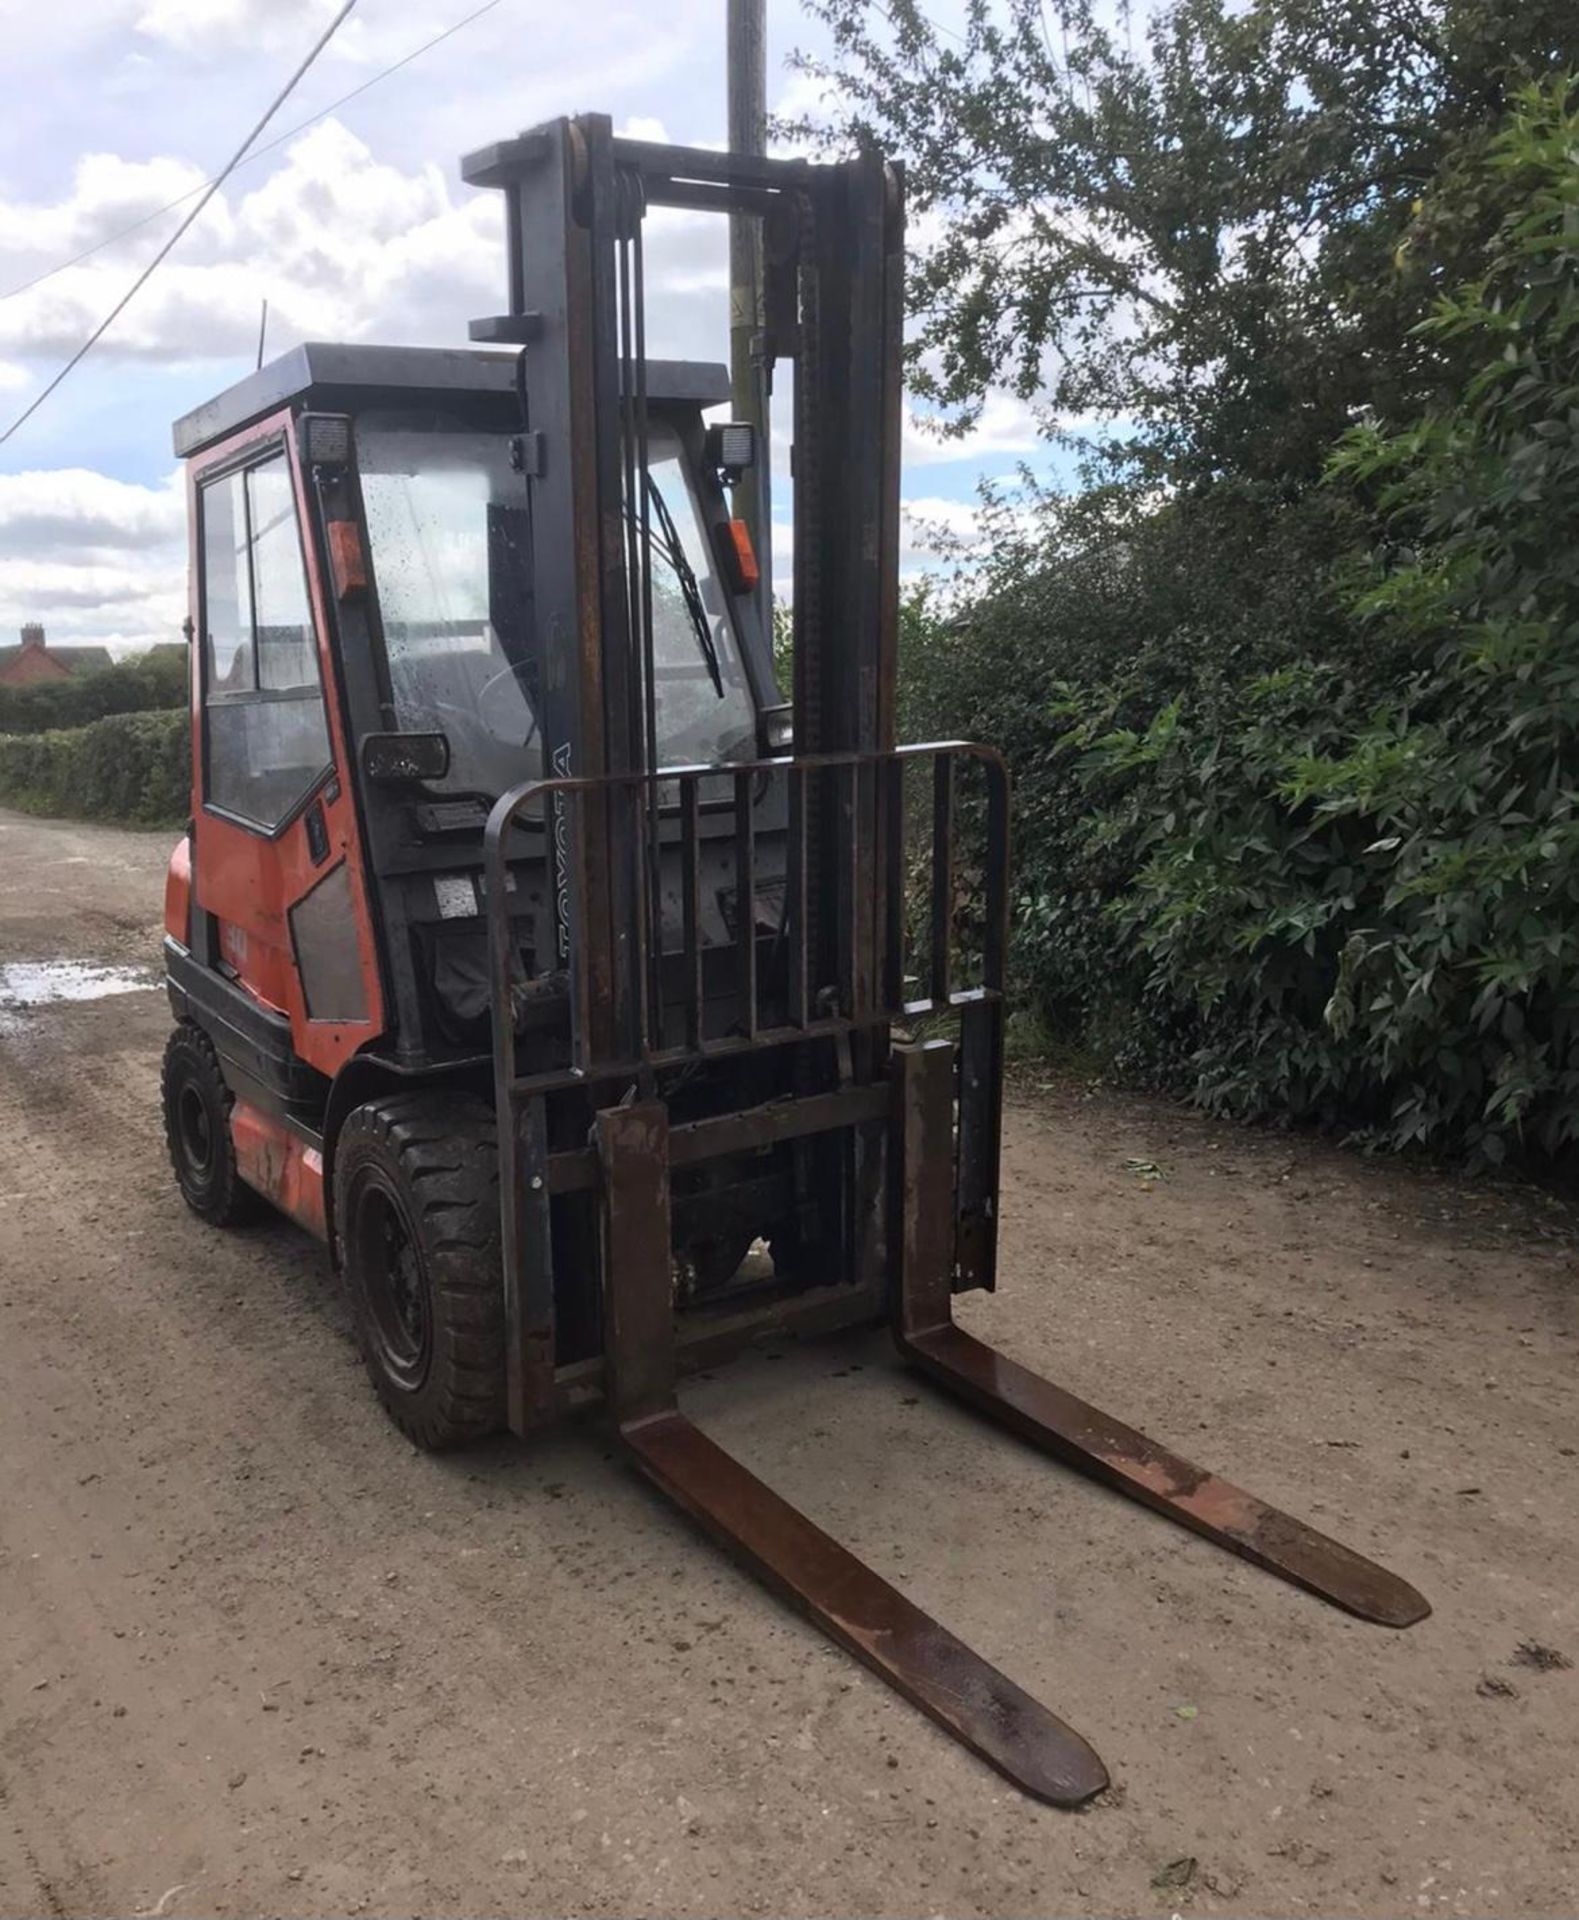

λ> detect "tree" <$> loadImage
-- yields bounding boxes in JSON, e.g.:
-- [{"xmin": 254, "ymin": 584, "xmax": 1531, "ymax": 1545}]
[{"xmin": 793, "ymin": 0, "xmax": 1579, "ymax": 490}]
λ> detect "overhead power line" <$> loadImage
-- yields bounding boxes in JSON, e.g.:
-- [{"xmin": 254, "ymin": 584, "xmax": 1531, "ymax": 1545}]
[
  {"xmin": 0, "ymin": 0, "xmax": 358, "ymax": 446},
  {"xmin": 2, "ymin": 0, "xmax": 504, "ymax": 307}
]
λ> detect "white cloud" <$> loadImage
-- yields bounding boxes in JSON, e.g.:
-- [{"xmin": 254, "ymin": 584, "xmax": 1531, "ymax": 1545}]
[
  {"xmin": 618, "ymin": 116, "xmax": 672, "ymax": 145},
  {"xmin": 0, "ymin": 467, "xmax": 186, "ymax": 650},
  {"xmin": 0, "ymin": 150, "xmax": 209, "ymax": 268},
  {"xmin": 767, "ymin": 492, "xmax": 993, "ymax": 599},
  {"xmin": 0, "ymin": 465, "xmax": 183, "ymax": 555},
  {"xmin": 0, "ymin": 115, "xmax": 744, "ymax": 380},
  {"xmin": 903, "ymin": 391, "xmax": 1043, "ymax": 467},
  {"xmin": 767, "ymin": 68, "xmax": 852, "ymax": 158},
  {"xmin": 134, "ymin": 0, "xmax": 372, "ymax": 62},
  {"xmin": 899, "ymin": 494, "xmax": 986, "ymax": 568},
  {"xmin": 0, "ymin": 120, "xmax": 494, "ymax": 367}
]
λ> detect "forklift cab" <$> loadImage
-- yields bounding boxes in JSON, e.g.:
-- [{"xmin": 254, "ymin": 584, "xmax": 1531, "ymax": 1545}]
[{"xmin": 166, "ymin": 344, "xmax": 781, "ymax": 1103}]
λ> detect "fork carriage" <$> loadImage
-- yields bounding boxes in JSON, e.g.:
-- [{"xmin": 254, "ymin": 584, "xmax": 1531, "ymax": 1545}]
[{"xmin": 482, "ymin": 742, "xmax": 1010, "ymax": 1428}]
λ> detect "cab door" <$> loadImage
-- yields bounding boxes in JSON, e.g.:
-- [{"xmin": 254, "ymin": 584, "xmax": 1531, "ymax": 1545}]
[{"xmin": 190, "ymin": 410, "xmax": 384, "ymax": 1079}]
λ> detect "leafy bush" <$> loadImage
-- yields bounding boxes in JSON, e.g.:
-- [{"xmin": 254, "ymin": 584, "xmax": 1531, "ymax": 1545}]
[
  {"xmin": 0, "ymin": 709, "xmax": 190, "ymax": 828},
  {"xmin": 1052, "ymin": 78, "xmax": 1579, "ymax": 1162}
]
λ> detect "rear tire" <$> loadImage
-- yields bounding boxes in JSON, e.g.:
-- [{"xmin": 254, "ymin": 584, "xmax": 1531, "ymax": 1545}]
[
  {"xmin": 161, "ymin": 1021, "xmax": 261, "ymax": 1226},
  {"xmin": 335, "ymin": 1092, "xmax": 506, "ymax": 1450}
]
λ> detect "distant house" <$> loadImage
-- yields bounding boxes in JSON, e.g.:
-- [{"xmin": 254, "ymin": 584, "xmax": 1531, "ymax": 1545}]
[{"xmin": 0, "ymin": 625, "xmax": 115, "ymax": 689}]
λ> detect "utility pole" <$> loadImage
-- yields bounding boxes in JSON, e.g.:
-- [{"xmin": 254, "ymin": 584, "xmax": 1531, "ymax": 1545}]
[{"xmin": 727, "ymin": 0, "xmax": 770, "ymax": 611}]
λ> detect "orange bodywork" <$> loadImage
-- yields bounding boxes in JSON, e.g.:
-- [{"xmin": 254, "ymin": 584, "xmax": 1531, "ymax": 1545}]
[
  {"xmin": 183, "ymin": 406, "xmax": 386, "ymax": 1074},
  {"xmin": 164, "ymin": 834, "xmax": 193, "ymax": 945},
  {"xmin": 230, "ymin": 1099, "xmax": 327, "ymax": 1241}
]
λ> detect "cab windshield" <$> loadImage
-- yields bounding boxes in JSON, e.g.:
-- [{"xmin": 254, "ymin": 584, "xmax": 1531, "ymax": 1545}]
[{"xmin": 355, "ymin": 410, "xmax": 757, "ymax": 799}]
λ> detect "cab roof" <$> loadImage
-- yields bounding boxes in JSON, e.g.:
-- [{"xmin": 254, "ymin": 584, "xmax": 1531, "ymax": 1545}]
[{"xmin": 172, "ymin": 342, "xmax": 732, "ymax": 459}]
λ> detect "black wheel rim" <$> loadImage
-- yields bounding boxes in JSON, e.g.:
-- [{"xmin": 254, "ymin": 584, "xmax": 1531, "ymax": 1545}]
[
  {"xmin": 177, "ymin": 1080, "xmax": 214, "ymax": 1180},
  {"xmin": 352, "ymin": 1178, "xmax": 432, "ymax": 1393}
]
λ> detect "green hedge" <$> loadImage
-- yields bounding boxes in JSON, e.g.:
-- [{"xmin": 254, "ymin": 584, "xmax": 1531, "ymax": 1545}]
[
  {"xmin": 1049, "ymin": 79, "xmax": 1579, "ymax": 1164},
  {"xmin": 0, "ymin": 709, "xmax": 190, "ymax": 827},
  {"xmin": 0, "ymin": 646, "xmax": 186, "ymax": 736},
  {"xmin": 893, "ymin": 77, "xmax": 1579, "ymax": 1167}
]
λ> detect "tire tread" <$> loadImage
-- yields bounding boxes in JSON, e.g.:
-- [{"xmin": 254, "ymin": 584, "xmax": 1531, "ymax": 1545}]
[
  {"xmin": 160, "ymin": 1021, "xmax": 262, "ymax": 1227},
  {"xmin": 335, "ymin": 1092, "xmax": 506, "ymax": 1450}
]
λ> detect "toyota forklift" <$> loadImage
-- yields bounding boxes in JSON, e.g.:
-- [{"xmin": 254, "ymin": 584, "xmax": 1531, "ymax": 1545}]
[{"xmin": 160, "ymin": 116, "xmax": 1428, "ymax": 1806}]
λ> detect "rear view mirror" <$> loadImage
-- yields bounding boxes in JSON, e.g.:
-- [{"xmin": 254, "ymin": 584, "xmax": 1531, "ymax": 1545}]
[{"xmin": 361, "ymin": 731, "xmax": 451, "ymax": 784}]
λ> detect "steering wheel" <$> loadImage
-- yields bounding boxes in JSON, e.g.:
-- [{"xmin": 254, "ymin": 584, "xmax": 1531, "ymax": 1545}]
[
  {"xmin": 473, "ymin": 661, "xmax": 541, "ymax": 751},
  {"xmin": 418, "ymin": 662, "xmax": 540, "ymax": 762}
]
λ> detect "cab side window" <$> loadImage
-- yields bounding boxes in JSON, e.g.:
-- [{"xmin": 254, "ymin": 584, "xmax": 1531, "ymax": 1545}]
[{"xmin": 200, "ymin": 452, "xmax": 331, "ymax": 829}]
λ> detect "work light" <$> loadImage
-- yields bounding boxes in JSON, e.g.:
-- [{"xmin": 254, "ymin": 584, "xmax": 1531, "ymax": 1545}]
[{"xmin": 705, "ymin": 421, "xmax": 756, "ymax": 481}]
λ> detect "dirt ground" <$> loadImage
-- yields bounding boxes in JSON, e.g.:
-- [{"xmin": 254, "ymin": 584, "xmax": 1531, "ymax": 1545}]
[{"xmin": 1, "ymin": 804, "xmax": 1576, "ymax": 1920}]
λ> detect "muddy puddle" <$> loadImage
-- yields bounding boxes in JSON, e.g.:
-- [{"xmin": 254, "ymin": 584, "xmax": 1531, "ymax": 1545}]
[{"xmin": 0, "ymin": 959, "xmax": 158, "ymax": 1025}]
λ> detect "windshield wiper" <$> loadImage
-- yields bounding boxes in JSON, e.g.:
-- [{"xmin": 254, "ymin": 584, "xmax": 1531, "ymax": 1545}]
[{"xmin": 636, "ymin": 475, "xmax": 725, "ymax": 698}]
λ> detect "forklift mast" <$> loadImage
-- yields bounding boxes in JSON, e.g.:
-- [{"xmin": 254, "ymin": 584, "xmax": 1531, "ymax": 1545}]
[
  {"xmin": 159, "ymin": 115, "xmax": 1428, "ymax": 1811},
  {"xmin": 453, "ymin": 119, "xmax": 1014, "ymax": 1433}
]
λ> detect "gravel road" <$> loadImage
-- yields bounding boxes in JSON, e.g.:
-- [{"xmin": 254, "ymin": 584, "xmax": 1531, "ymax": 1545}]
[{"xmin": 1, "ymin": 804, "xmax": 1576, "ymax": 1918}]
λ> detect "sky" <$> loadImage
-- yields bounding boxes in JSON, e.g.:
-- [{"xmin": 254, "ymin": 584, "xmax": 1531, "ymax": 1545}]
[{"xmin": 0, "ymin": 0, "xmax": 1050, "ymax": 656}]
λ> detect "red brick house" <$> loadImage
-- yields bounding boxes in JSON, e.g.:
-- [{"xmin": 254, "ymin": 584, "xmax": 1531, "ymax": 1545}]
[{"xmin": 0, "ymin": 625, "xmax": 113, "ymax": 688}]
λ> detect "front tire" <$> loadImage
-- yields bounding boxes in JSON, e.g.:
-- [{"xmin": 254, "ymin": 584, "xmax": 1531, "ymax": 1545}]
[
  {"xmin": 161, "ymin": 1021, "xmax": 261, "ymax": 1226},
  {"xmin": 335, "ymin": 1092, "xmax": 506, "ymax": 1450}
]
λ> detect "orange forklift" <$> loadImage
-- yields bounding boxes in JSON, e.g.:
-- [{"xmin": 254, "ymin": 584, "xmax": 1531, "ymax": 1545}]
[{"xmin": 160, "ymin": 116, "xmax": 1427, "ymax": 1806}]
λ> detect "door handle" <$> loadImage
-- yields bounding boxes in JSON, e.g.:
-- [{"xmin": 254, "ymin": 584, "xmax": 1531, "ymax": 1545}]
[{"xmin": 304, "ymin": 798, "xmax": 330, "ymax": 866}]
